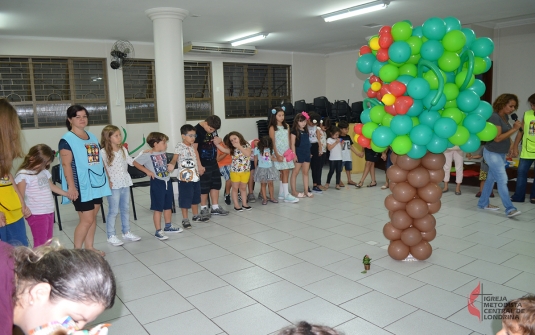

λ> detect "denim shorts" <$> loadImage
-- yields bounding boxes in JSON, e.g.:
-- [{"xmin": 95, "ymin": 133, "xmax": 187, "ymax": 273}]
[
  {"xmin": 342, "ymin": 161, "xmax": 352, "ymax": 171},
  {"xmin": 150, "ymin": 179, "xmax": 173, "ymax": 212},
  {"xmin": 178, "ymin": 181, "xmax": 201, "ymax": 209},
  {"xmin": 219, "ymin": 165, "xmax": 231, "ymax": 181}
]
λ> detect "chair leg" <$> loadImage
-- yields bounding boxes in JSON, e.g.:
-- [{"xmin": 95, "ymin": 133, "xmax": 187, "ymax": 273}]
[
  {"xmin": 172, "ymin": 197, "xmax": 176, "ymax": 214},
  {"xmin": 130, "ymin": 186, "xmax": 137, "ymax": 220},
  {"xmin": 101, "ymin": 205, "xmax": 106, "ymax": 223},
  {"xmin": 54, "ymin": 195, "xmax": 63, "ymax": 231}
]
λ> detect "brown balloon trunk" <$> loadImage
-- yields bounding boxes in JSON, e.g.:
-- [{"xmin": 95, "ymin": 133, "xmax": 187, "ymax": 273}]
[{"xmin": 383, "ymin": 152, "xmax": 445, "ymax": 261}]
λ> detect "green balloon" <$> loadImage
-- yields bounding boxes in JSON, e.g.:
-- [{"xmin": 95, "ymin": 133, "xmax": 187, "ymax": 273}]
[
  {"xmin": 442, "ymin": 30, "xmax": 467, "ymax": 52},
  {"xmin": 379, "ymin": 64, "xmax": 400, "ymax": 82},
  {"xmin": 391, "ymin": 135, "xmax": 412, "ymax": 155},
  {"xmin": 382, "ymin": 113, "xmax": 394, "ymax": 127},
  {"xmin": 388, "ymin": 59, "xmax": 405, "ymax": 67},
  {"xmin": 399, "ymin": 63, "xmax": 418, "ymax": 77},
  {"xmin": 477, "ymin": 122, "xmax": 498, "ymax": 141},
  {"xmin": 391, "ymin": 115, "xmax": 413, "ymax": 135},
  {"xmin": 411, "ymin": 116, "xmax": 420, "ymax": 126},
  {"xmin": 392, "ymin": 21, "xmax": 413, "ymax": 41},
  {"xmin": 438, "ymin": 51, "xmax": 461, "ymax": 72},
  {"xmin": 423, "ymin": 69, "xmax": 446, "ymax": 90},
  {"xmin": 441, "ymin": 107, "xmax": 464, "ymax": 124},
  {"xmin": 406, "ymin": 36, "xmax": 423, "ymax": 55},
  {"xmin": 362, "ymin": 122, "xmax": 379, "ymax": 139},
  {"xmin": 443, "ymin": 82, "xmax": 460, "ymax": 101},
  {"xmin": 406, "ymin": 54, "xmax": 422, "ymax": 65},
  {"xmin": 445, "ymin": 99, "xmax": 458, "ymax": 108},
  {"xmin": 455, "ymin": 70, "xmax": 475, "ymax": 88},
  {"xmin": 449, "ymin": 125, "xmax": 470, "ymax": 145},
  {"xmin": 370, "ymin": 105, "xmax": 387, "ymax": 124},
  {"xmin": 473, "ymin": 57, "xmax": 487, "ymax": 75},
  {"xmin": 371, "ymin": 141, "xmax": 388, "ymax": 153}
]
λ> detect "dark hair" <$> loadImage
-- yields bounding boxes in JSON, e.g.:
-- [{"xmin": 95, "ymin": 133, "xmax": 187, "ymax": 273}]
[
  {"xmin": 309, "ymin": 112, "xmax": 321, "ymax": 125},
  {"xmin": 321, "ymin": 118, "xmax": 331, "ymax": 129},
  {"xmin": 181, "ymin": 124, "xmax": 196, "ymax": 135},
  {"xmin": 493, "ymin": 94, "xmax": 519, "ymax": 113},
  {"xmin": 17, "ymin": 144, "xmax": 55, "ymax": 174},
  {"xmin": 337, "ymin": 120, "xmax": 349, "ymax": 129},
  {"xmin": 65, "ymin": 105, "xmax": 88, "ymax": 130},
  {"xmin": 291, "ymin": 113, "xmax": 307, "ymax": 141},
  {"xmin": 327, "ymin": 126, "xmax": 340, "ymax": 138},
  {"xmin": 0, "ymin": 99, "xmax": 23, "ymax": 177},
  {"xmin": 501, "ymin": 295, "xmax": 535, "ymax": 335},
  {"xmin": 12, "ymin": 241, "xmax": 116, "ymax": 309},
  {"xmin": 269, "ymin": 107, "xmax": 288, "ymax": 130},
  {"xmin": 528, "ymin": 93, "xmax": 535, "ymax": 106},
  {"xmin": 224, "ymin": 131, "xmax": 248, "ymax": 156},
  {"xmin": 256, "ymin": 136, "xmax": 273, "ymax": 154},
  {"xmin": 205, "ymin": 115, "xmax": 221, "ymax": 130},
  {"xmin": 146, "ymin": 132, "xmax": 169, "ymax": 148},
  {"xmin": 278, "ymin": 321, "xmax": 343, "ymax": 335}
]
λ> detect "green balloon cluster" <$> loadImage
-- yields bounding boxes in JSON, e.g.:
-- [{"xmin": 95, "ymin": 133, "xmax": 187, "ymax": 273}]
[{"xmin": 356, "ymin": 17, "xmax": 497, "ymax": 159}]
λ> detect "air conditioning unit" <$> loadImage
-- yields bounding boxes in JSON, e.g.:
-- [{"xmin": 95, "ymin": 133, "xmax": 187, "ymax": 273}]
[{"xmin": 183, "ymin": 42, "xmax": 257, "ymax": 56}]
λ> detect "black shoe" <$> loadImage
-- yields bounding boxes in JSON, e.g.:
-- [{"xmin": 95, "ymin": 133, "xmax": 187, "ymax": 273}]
[
  {"xmin": 242, "ymin": 205, "xmax": 252, "ymax": 211},
  {"xmin": 234, "ymin": 207, "xmax": 243, "ymax": 212},
  {"xmin": 224, "ymin": 194, "xmax": 231, "ymax": 205}
]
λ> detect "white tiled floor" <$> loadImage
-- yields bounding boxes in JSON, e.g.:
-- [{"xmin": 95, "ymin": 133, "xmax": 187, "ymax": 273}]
[{"xmin": 42, "ymin": 167, "xmax": 535, "ymax": 335}]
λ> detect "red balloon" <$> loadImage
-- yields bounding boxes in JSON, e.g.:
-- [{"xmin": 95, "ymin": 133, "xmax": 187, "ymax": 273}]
[
  {"xmin": 385, "ymin": 104, "xmax": 397, "ymax": 115},
  {"xmin": 407, "ymin": 166, "xmax": 430, "ymax": 188},
  {"xmin": 383, "ymin": 222, "xmax": 402, "ymax": 241},
  {"xmin": 369, "ymin": 75, "xmax": 381, "ymax": 83},
  {"xmin": 396, "ymin": 155, "xmax": 421, "ymax": 171},
  {"xmin": 427, "ymin": 200, "xmax": 441, "ymax": 214},
  {"xmin": 360, "ymin": 45, "xmax": 372, "ymax": 55},
  {"xmin": 391, "ymin": 210, "xmax": 413, "ymax": 230},
  {"xmin": 379, "ymin": 26, "xmax": 392, "ymax": 35},
  {"xmin": 412, "ymin": 214, "xmax": 436, "ymax": 232},
  {"xmin": 379, "ymin": 34, "xmax": 394, "ymax": 49},
  {"xmin": 405, "ymin": 198, "xmax": 429, "ymax": 219},
  {"xmin": 367, "ymin": 88, "xmax": 378, "ymax": 98},
  {"xmin": 388, "ymin": 240, "xmax": 410, "ymax": 260},
  {"xmin": 417, "ymin": 182, "xmax": 443, "ymax": 203},
  {"xmin": 380, "ymin": 84, "xmax": 392, "ymax": 97},
  {"xmin": 384, "ymin": 194, "xmax": 407, "ymax": 212},
  {"xmin": 392, "ymin": 182, "xmax": 417, "ymax": 203},
  {"xmin": 387, "ymin": 165, "xmax": 408, "ymax": 183},
  {"xmin": 377, "ymin": 48, "xmax": 389, "ymax": 62},
  {"xmin": 358, "ymin": 135, "xmax": 371, "ymax": 148},
  {"xmin": 428, "ymin": 169, "xmax": 446, "ymax": 183},
  {"xmin": 394, "ymin": 96, "xmax": 414, "ymax": 115},
  {"xmin": 410, "ymin": 240, "xmax": 433, "ymax": 260},
  {"xmin": 401, "ymin": 227, "xmax": 423, "ymax": 247},
  {"xmin": 421, "ymin": 228, "xmax": 437, "ymax": 242},
  {"xmin": 354, "ymin": 123, "xmax": 363, "ymax": 135},
  {"xmin": 389, "ymin": 81, "xmax": 407, "ymax": 97}
]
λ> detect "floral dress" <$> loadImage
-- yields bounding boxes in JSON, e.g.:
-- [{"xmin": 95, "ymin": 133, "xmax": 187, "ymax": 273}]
[{"xmin": 273, "ymin": 125, "xmax": 295, "ymax": 170}]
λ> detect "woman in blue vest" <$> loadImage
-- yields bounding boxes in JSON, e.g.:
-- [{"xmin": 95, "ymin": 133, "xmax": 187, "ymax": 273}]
[{"xmin": 59, "ymin": 105, "xmax": 111, "ymax": 256}]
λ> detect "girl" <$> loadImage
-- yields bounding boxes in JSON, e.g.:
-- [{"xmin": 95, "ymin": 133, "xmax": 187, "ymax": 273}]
[
  {"xmin": 221, "ymin": 131, "xmax": 252, "ymax": 211},
  {"xmin": 317, "ymin": 118, "xmax": 330, "ymax": 190},
  {"xmin": 442, "ymin": 146, "xmax": 464, "ymax": 195},
  {"xmin": 356, "ymin": 148, "xmax": 382, "ymax": 188},
  {"xmin": 254, "ymin": 136, "xmax": 279, "ymax": 205},
  {"xmin": 101, "ymin": 125, "xmax": 141, "ymax": 247},
  {"xmin": 324, "ymin": 126, "xmax": 343, "ymax": 190},
  {"xmin": 15, "ymin": 145, "xmax": 69, "ymax": 247},
  {"xmin": 308, "ymin": 112, "xmax": 324, "ymax": 193},
  {"xmin": 0, "ymin": 99, "xmax": 30, "ymax": 246},
  {"xmin": 269, "ymin": 107, "xmax": 298, "ymax": 203},
  {"xmin": 290, "ymin": 112, "xmax": 313, "ymax": 198},
  {"xmin": 217, "ymin": 134, "xmax": 232, "ymax": 205}
]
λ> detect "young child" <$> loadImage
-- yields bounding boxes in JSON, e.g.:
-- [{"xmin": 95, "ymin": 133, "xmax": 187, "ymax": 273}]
[
  {"xmin": 133, "ymin": 132, "xmax": 182, "ymax": 240},
  {"xmin": 442, "ymin": 146, "xmax": 464, "ymax": 195},
  {"xmin": 308, "ymin": 112, "xmax": 324, "ymax": 194},
  {"xmin": 100, "ymin": 125, "xmax": 141, "ymax": 246},
  {"xmin": 14, "ymin": 145, "xmax": 68, "ymax": 247},
  {"xmin": 247, "ymin": 138, "xmax": 259, "ymax": 203},
  {"xmin": 219, "ymin": 132, "xmax": 252, "ymax": 211},
  {"xmin": 338, "ymin": 120, "xmax": 364, "ymax": 187},
  {"xmin": 278, "ymin": 321, "xmax": 342, "ymax": 335},
  {"xmin": 324, "ymin": 126, "xmax": 343, "ymax": 190},
  {"xmin": 0, "ymin": 99, "xmax": 30, "ymax": 246},
  {"xmin": 170, "ymin": 124, "xmax": 208, "ymax": 229},
  {"xmin": 290, "ymin": 112, "xmax": 313, "ymax": 198},
  {"xmin": 269, "ymin": 107, "xmax": 298, "ymax": 203},
  {"xmin": 496, "ymin": 295, "xmax": 535, "ymax": 335},
  {"xmin": 217, "ymin": 134, "xmax": 232, "ymax": 205},
  {"xmin": 317, "ymin": 118, "xmax": 330, "ymax": 191},
  {"xmin": 254, "ymin": 136, "xmax": 280, "ymax": 205},
  {"xmin": 357, "ymin": 148, "xmax": 382, "ymax": 188}
]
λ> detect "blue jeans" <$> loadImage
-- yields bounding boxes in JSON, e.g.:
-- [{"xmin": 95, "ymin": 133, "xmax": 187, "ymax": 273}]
[
  {"xmin": 106, "ymin": 187, "xmax": 131, "ymax": 237},
  {"xmin": 510, "ymin": 158, "xmax": 535, "ymax": 202},
  {"xmin": 477, "ymin": 148, "xmax": 516, "ymax": 215},
  {"xmin": 0, "ymin": 217, "xmax": 28, "ymax": 246}
]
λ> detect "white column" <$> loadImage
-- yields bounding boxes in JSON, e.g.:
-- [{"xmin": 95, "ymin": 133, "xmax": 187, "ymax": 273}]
[{"xmin": 146, "ymin": 7, "xmax": 189, "ymax": 147}]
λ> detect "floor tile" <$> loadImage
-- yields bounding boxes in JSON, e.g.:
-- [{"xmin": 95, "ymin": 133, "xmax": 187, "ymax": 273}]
[
  {"xmin": 125, "ymin": 290, "xmax": 193, "ymax": 324},
  {"xmin": 246, "ymin": 280, "xmax": 316, "ymax": 311},
  {"xmin": 312, "ymin": 234, "xmax": 361, "ymax": 251},
  {"xmin": 207, "ymin": 232, "xmax": 255, "ymax": 247},
  {"xmin": 503, "ymin": 272, "xmax": 535, "ymax": 293},
  {"xmin": 274, "ymin": 261, "xmax": 335, "ymax": 287},
  {"xmin": 462, "ymin": 231, "xmax": 513, "ymax": 248},
  {"xmin": 121, "ymin": 238, "xmax": 169, "ymax": 254},
  {"xmin": 91, "ymin": 298, "xmax": 130, "ymax": 325},
  {"xmin": 212, "ymin": 304, "xmax": 290, "ymax": 335},
  {"xmin": 290, "ymin": 226, "xmax": 335, "ymax": 241},
  {"xmin": 430, "ymin": 235, "xmax": 477, "ymax": 252},
  {"xmin": 386, "ymin": 310, "xmax": 472, "ymax": 335},
  {"xmin": 116, "ymin": 274, "xmax": 171, "ymax": 302},
  {"xmin": 398, "ymin": 285, "xmax": 466, "ymax": 318},
  {"xmin": 149, "ymin": 257, "xmax": 204, "ymax": 280},
  {"xmin": 187, "ymin": 285, "xmax": 256, "ymax": 318},
  {"xmin": 105, "ymin": 315, "xmax": 148, "ymax": 335},
  {"xmin": 339, "ymin": 243, "xmax": 389, "ymax": 260},
  {"xmin": 499, "ymin": 240, "xmax": 535, "ymax": 257},
  {"xmin": 305, "ymin": 217, "xmax": 349, "ymax": 229},
  {"xmin": 425, "ymin": 248, "xmax": 477, "ymax": 270},
  {"xmin": 221, "ymin": 266, "xmax": 283, "ymax": 292},
  {"xmin": 104, "ymin": 249, "xmax": 139, "ymax": 267},
  {"xmin": 144, "ymin": 309, "xmax": 222, "ymax": 335},
  {"xmin": 502, "ymin": 254, "xmax": 535, "ymax": 274},
  {"xmin": 269, "ymin": 237, "xmax": 319, "ymax": 254},
  {"xmin": 134, "ymin": 247, "xmax": 185, "ymax": 266},
  {"xmin": 457, "ymin": 260, "xmax": 522, "ymax": 284},
  {"xmin": 304, "ymin": 275, "xmax": 372, "ymax": 305},
  {"xmin": 192, "ymin": 225, "xmax": 234, "ymax": 239},
  {"xmin": 358, "ymin": 269, "xmax": 425, "ymax": 298},
  {"xmin": 248, "ymin": 229, "xmax": 294, "ymax": 244},
  {"xmin": 227, "ymin": 222, "xmax": 272, "ymax": 235},
  {"xmin": 372, "ymin": 256, "xmax": 433, "ymax": 276},
  {"xmin": 325, "ymin": 257, "xmax": 386, "ymax": 281},
  {"xmin": 199, "ymin": 254, "xmax": 254, "ymax": 275},
  {"xmin": 454, "ymin": 279, "xmax": 528, "ymax": 304},
  {"xmin": 409, "ymin": 264, "xmax": 475, "ymax": 291},
  {"xmin": 294, "ymin": 247, "xmax": 350, "ymax": 267},
  {"xmin": 180, "ymin": 243, "xmax": 231, "ymax": 262},
  {"xmin": 224, "ymin": 240, "xmax": 276, "ymax": 259},
  {"xmin": 167, "ymin": 270, "xmax": 228, "ymax": 297},
  {"xmin": 327, "ymin": 224, "xmax": 373, "ymax": 238},
  {"xmin": 112, "ymin": 261, "xmax": 153, "ymax": 283},
  {"xmin": 278, "ymin": 297, "xmax": 356, "ymax": 327},
  {"xmin": 335, "ymin": 317, "xmax": 393, "ymax": 335},
  {"xmin": 248, "ymin": 250, "xmax": 304, "ymax": 272},
  {"xmin": 165, "ymin": 235, "xmax": 212, "ymax": 251},
  {"xmin": 263, "ymin": 219, "xmax": 311, "ymax": 232}
]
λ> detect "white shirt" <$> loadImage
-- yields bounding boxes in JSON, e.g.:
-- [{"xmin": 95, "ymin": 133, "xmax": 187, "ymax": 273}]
[
  {"xmin": 327, "ymin": 138, "xmax": 342, "ymax": 160},
  {"xmin": 175, "ymin": 142, "xmax": 200, "ymax": 182},
  {"xmin": 101, "ymin": 147, "xmax": 134, "ymax": 189},
  {"xmin": 15, "ymin": 169, "xmax": 54, "ymax": 215},
  {"xmin": 308, "ymin": 125, "xmax": 318, "ymax": 144}
]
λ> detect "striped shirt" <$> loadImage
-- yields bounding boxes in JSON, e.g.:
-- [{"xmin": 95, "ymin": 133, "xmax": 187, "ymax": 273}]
[{"xmin": 15, "ymin": 169, "xmax": 54, "ymax": 215}]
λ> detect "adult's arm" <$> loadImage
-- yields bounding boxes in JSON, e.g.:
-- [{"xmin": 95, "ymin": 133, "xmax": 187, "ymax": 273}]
[{"xmin": 60, "ymin": 149, "xmax": 79, "ymax": 201}]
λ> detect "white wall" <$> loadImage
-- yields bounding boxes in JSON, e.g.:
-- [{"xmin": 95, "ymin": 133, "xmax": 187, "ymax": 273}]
[{"xmin": 325, "ymin": 50, "xmax": 367, "ymax": 104}]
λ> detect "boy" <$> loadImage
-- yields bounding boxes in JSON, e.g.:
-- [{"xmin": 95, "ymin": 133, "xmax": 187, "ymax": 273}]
[
  {"xmin": 497, "ymin": 295, "xmax": 535, "ymax": 335},
  {"xmin": 170, "ymin": 124, "xmax": 208, "ymax": 229},
  {"xmin": 216, "ymin": 134, "xmax": 232, "ymax": 205},
  {"xmin": 134, "ymin": 132, "xmax": 182, "ymax": 240},
  {"xmin": 194, "ymin": 115, "xmax": 229, "ymax": 219},
  {"xmin": 338, "ymin": 121, "xmax": 364, "ymax": 186}
]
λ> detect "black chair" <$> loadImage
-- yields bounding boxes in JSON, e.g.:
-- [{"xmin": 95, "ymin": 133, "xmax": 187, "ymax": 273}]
[
  {"xmin": 313, "ymin": 96, "xmax": 332, "ymax": 119},
  {"xmin": 350, "ymin": 101, "xmax": 364, "ymax": 123}
]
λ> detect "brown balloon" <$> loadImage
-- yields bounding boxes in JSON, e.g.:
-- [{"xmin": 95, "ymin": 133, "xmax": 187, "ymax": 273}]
[
  {"xmin": 407, "ymin": 166, "xmax": 431, "ymax": 188},
  {"xmin": 387, "ymin": 165, "xmax": 409, "ymax": 183},
  {"xmin": 389, "ymin": 181, "xmax": 398, "ymax": 191},
  {"xmin": 391, "ymin": 210, "xmax": 413, "ymax": 230},
  {"xmin": 427, "ymin": 200, "xmax": 442, "ymax": 214},
  {"xmin": 383, "ymin": 222, "xmax": 402, "ymax": 241},
  {"xmin": 417, "ymin": 182, "xmax": 443, "ymax": 203},
  {"xmin": 384, "ymin": 194, "xmax": 407, "ymax": 212},
  {"xmin": 410, "ymin": 240, "xmax": 433, "ymax": 260},
  {"xmin": 428, "ymin": 169, "xmax": 446, "ymax": 183},
  {"xmin": 388, "ymin": 240, "xmax": 410, "ymax": 260},
  {"xmin": 396, "ymin": 155, "xmax": 422, "ymax": 171},
  {"xmin": 421, "ymin": 152, "xmax": 446, "ymax": 170},
  {"xmin": 421, "ymin": 228, "xmax": 437, "ymax": 242},
  {"xmin": 412, "ymin": 214, "xmax": 436, "ymax": 232},
  {"xmin": 392, "ymin": 182, "xmax": 417, "ymax": 203},
  {"xmin": 401, "ymin": 227, "xmax": 423, "ymax": 247},
  {"xmin": 405, "ymin": 198, "xmax": 429, "ymax": 219},
  {"xmin": 390, "ymin": 152, "xmax": 398, "ymax": 165},
  {"xmin": 388, "ymin": 210, "xmax": 394, "ymax": 219}
]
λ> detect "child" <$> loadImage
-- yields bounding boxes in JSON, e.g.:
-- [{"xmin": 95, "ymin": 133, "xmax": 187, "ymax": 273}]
[
  {"xmin": 278, "ymin": 321, "xmax": 342, "ymax": 335},
  {"xmin": 14, "ymin": 145, "xmax": 69, "ymax": 247},
  {"xmin": 100, "ymin": 125, "xmax": 141, "ymax": 246},
  {"xmin": 324, "ymin": 126, "xmax": 343, "ymax": 190},
  {"xmin": 467, "ymin": 144, "xmax": 494, "ymax": 198},
  {"xmin": 338, "ymin": 120, "xmax": 364, "ymax": 186},
  {"xmin": 496, "ymin": 295, "xmax": 535, "ymax": 335},
  {"xmin": 219, "ymin": 132, "xmax": 252, "ymax": 211},
  {"xmin": 356, "ymin": 148, "xmax": 382, "ymax": 188},
  {"xmin": 269, "ymin": 107, "xmax": 298, "ymax": 203},
  {"xmin": 170, "ymin": 124, "xmax": 208, "ymax": 229},
  {"xmin": 308, "ymin": 112, "xmax": 324, "ymax": 193},
  {"xmin": 317, "ymin": 118, "xmax": 330, "ymax": 191},
  {"xmin": 290, "ymin": 112, "xmax": 313, "ymax": 198},
  {"xmin": 254, "ymin": 136, "xmax": 280, "ymax": 205},
  {"xmin": 217, "ymin": 134, "xmax": 232, "ymax": 205},
  {"xmin": 247, "ymin": 138, "xmax": 259, "ymax": 203},
  {"xmin": 0, "ymin": 99, "xmax": 30, "ymax": 246},
  {"xmin": 133, "ymin": 132, "xmax": 182, "ymax": 240},
  {"xmin": 442, "ymin": 146, "xmax": 464, "ymax": 195}
]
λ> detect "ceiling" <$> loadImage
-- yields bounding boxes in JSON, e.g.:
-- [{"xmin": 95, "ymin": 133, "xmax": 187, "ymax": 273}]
[{"xmin": 1, "ymin": 0, "xmax": 534, "ymax": 54}]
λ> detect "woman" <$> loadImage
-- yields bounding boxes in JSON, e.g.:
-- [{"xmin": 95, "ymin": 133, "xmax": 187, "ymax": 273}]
[
  {"xmin": 1, "ymin": 240, "xmax": 115, "ymax": 334},
  {"xmin": 59, "ymin": 105, "xmax": 111, "ymax": 256},
  {"xmin": 477, "ymin": 94, "xmax": 522, "ymax": 217}
]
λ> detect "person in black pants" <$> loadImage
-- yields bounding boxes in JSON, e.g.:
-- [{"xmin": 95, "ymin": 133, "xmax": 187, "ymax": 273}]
[
  {"xmin": 307, "ymin": 112, "xmax": 324, "ymax": 193},
  {"xmin": 324, "ymin": 127, "xmax": 343, "ymax": 190}
]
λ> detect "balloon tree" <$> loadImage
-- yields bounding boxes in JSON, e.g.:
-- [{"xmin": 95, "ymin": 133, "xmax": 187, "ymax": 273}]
[{"xmin": 355, "ymin": 17, "xmax": 496, "ymax": 260}]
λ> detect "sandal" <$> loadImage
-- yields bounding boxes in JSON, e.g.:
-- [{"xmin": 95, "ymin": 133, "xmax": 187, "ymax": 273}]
[
  {"xmin": 355, "ymin": 181, "xmax": 363, "ymax": 188},
  {"xmin": 306, "ymin": 193, "xmax": 314, "ymax": 198},
  {"xmin": 367, "ymin": 181, "xmax": 377, "ymax": 187},
  {"xmin": 339, "ymin": 182, "xmax": 345, "ymax": 187},
  {"xmin": 335, "ymin": 185, "xmax": 341, "ymax": 190},
  {"xmin": 262, "ymin": 199, "xmax": 268, "ymax": 205},
  {"xmin": 88, "ymin": 248, "xmax": 106, "ymax": 257},
  {"xmin": 381, "ymin": 184, "xmax": 389, "ymax": 190},
  {"xmin": 348, "ymin": 181, "xmax": 357, "ymax": 186},
  {"xmin": 296, "ymin": 192, "xmax": 306, "ymax": 198},
  {"xmin": 269, "ymin": 199, "xmax": 279, "ymax": 203}
]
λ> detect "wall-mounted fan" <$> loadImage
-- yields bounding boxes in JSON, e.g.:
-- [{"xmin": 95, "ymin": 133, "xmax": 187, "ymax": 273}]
[{"xmin": 110, "ymin": 40, "xmax": 135, "ymax": 70}]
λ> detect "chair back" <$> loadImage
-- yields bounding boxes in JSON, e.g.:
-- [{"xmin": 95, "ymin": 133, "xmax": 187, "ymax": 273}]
[
  {"xmin": 51, "ymin": 164, "xmax": 62, "ymax": 184},
  {"xmin": 128, "ymin": 165, "xmax": 147, "ymax": 179}
]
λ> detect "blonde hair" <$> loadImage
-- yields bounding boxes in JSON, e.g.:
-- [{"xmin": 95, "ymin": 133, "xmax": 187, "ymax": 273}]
[
  {"xmin": 0, "ymin": 99, "xmax": 23, "ymax": 176},
  {"xmin": 100, "ymin": 125, "xmax": 123, "ymax": 165},
  {"xmin": 502, "ymin": 295, "xmax": 535, "ymax": 335}
]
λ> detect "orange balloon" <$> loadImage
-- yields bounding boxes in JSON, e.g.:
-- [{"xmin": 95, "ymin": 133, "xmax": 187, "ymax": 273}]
[
  {"xmin": 421, "ymin": 152, "xmax": 446, "ymax": 170},
  {"xmin": 412, "ymin": 214, "xmax": 436, "ymax": 232},
  {"xmin": 405, "ymin": 198, "xmax": 429, "ymax": 219},
  {"xmin": 384, "ymin": 194, "xmax": 407, "ymax": 212},
  {"xmin": 391, "ymin": 210, "xmax": 413, "ymax": 230},
  {"xmin": 407, "ymin": 166, "xmax": 431, "ymax": 188},
  {"xmin": 388, "ymin": 240, "xmax": 410, "ymax": 260},
  {"xmin": 417, "ymin": 182, "xmax": 443, "ymax": 203},
  {"xmin": 427, "ymin": 200, "xmax": 442, "ymax": 214},
  {"xmin": 428, "ymin": 169, "xmax": 446, "ymax": 183},
  {"xmin": 410, "ymin": 240, "xmax": 433, "ymax": 260},
  {"xmin": 392, "ymin": 182, "xmax": 417, "ymax": 203},
  {"xmin": 396, "ymin": 155, "xmax": 421, "ymax": 171},
  {"xmin": 421, "ymin": 228, "xmax": 437, "ymax": 242},
  {"xmin": 387, "ymin": 165, "xmax": 408, "ymax": 183},
  {"xmin": 383, "ymin": 222, "xmax": 402, "ymax": 241},
  {"xmin": 401, "ymin": 227, "xmax": 423, "ymax": 247}
]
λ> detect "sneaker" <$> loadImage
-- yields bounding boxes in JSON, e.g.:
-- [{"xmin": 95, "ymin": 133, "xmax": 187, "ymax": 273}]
[
  {"xmin": 155, "ymin": 230, "xmax": 168, "ymax": 240},
  {"xmin": 107, "ymin": 235, "xmax": 124, "ymax": 246},
  {"xmin": 211, "ymin": 206, "xmax": 229, "ymax": 216},
  {"xmin": 284, "ymin": 194, "xmax": 299, "ymax": 203},
  {"xmin": 482, "ymin": 204, "xmax": 500, "ymax": 211},
  {"xmin": 182, "ymin": 218, "xmax": 192, "ymax": 229},
  {"xmin": 312, "ymin": 186, "xmax": 323, "ymax": 194},
  {"xmin": 164, "ymin": 224, "xmax": 184, "ymax": 233},
  {"xmin": 247, "ymin": 193, "xmax": 256, "ymax": 203},
  {"xmin": 122, "ymin": 231, "xmax": 141, "ymax": 242},
  {"xmin": 278, "ymin": 194, "xmax": 285, "ymax": 200},
  {"xmin": 507, "ymin": 210, "xmax": 521, "ymax": 218},
  {"xmin": 200, "ymin": 207, "xmax": 211, "ymax": 220},
  {"xmin": 224, "ymin": 194, "xmax": 231, "ymax": 205},
  {"xmin": 243, "ymin": 205, "xmax": 252, "ymax": 211},
  {"xmin": 193, "ymin": 215, "xmax": 209, "ymax": 222},
  {"xmin": 234, "ymin": 207, "xmax": 243, "ymax": 212}
]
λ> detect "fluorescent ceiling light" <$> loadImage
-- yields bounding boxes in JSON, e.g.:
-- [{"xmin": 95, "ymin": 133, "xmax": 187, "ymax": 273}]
[
  {"xmin": 322, "ymin": 0, "xmax": 390, "ymax": 22},
  {"xmin": 230, "ymin": 33, "xmax": 268, "ymax": 47}
]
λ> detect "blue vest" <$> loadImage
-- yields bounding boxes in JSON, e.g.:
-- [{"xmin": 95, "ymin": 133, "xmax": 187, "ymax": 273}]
[{"xmin": 60, "ymin": 131, "xmax": 111, "ymax": 204}]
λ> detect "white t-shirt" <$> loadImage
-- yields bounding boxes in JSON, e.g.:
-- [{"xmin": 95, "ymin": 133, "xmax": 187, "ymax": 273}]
[
  {"xmin": 14, "ymin": 170, "xmax": 54, "ymax": 215},
  {"xmin": 308, "ymin": 125, "xmax": 318, "ymax": 144},
  {"xmin": 327, "ymin": 138, "xmax": 342, "ymax": 161},
  {"xmin": 101, "ymin": 147, "xmax": 134, "ymax": 189},
  {"xmin": 175, "ymin": 142, "xmax": 200, "ymax": 182},
  {"xmin": 341, "ymin": 135, "xmax": 354, "ymax": 162}
]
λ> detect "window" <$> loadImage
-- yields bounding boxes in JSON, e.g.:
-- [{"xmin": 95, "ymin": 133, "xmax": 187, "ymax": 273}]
[
  {"xmin": 122, "ymin": 60, "xmax": 157, "ymax": 124},
  {"xmin": 223, "ymin": 63, "xmax": 291, "ymax": 119},
  {"xmin": 185, "ymin": 61, "xmax": 212, "ymax": 120},
  {"xmin": 0, "ymin": 57, "xmax": 109, "ymax": 129}
]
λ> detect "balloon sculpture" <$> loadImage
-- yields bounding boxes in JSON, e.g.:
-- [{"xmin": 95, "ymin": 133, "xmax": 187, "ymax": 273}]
[{"xmin": 355, "ymin": 17, "xmax": 496, "ymax": 260}]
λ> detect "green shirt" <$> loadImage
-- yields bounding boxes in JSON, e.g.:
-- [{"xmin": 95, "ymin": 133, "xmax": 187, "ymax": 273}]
[{"xmin": 520, "ymin": 110, "xmax": 535, "ymax": 159}]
